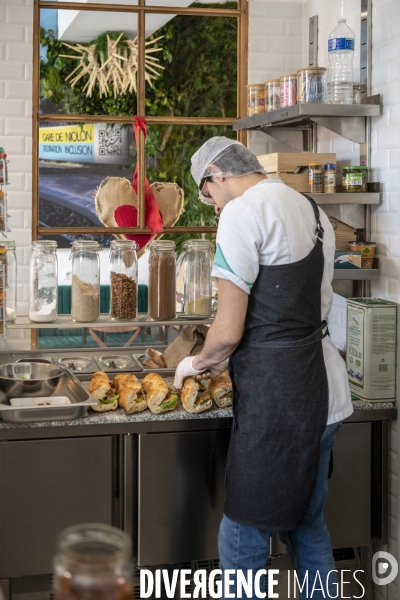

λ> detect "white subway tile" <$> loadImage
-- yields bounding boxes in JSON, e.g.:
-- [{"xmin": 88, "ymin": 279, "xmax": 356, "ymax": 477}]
[
  {"xmin": 373, "ymin": 190, "xmax": 390, "ymax": 213},
  {"xmin": 376, "ymin": 213, "xmax": 400, "ymax": 235},
  {"xmin": 24, "ymin": 99, "xmax": 32, "ymax": 118},
  {"xmin": 6, "ymin": 191, "xmax": 32, "ymax": 210},
  {"xmin": 24, "ymin": 172, "xmax": 32, "ymax": 191},
  {"xmin": 5, "ymin": 154, "xmax": 31, "ymax": 172},
  {"xmin": 286, "ymin": 20, "xmax": 303, "ymax": 37},
  {"xmin": 23, "ymin": 210, "xmax": 31, "ymax": 228},
  {"xmin": 5, "ymin": 80, "xmax": 32, "ymax": 99},
  {"xmin": 378, "ymin": 40, "xmax": 400, "ymax": 66},
  {"xmin": 8, "ymin": 210, "xmax": 25, "ymax": 229},
  {"xmin": 24, "ymin": 25, "xmax": 32, "ymax": 44},
  {"xmin": 10, "ymin": 229, "xmax": 32, "ymax": 247},
  {"xmin": 389, "ymin": 191, "xmax": 400, "ymax": 212},
  {"xmin": 249, "ymin": 1, "xmax": 272, "ymax": 18},
  {"xmin": 379, "ymin": 169, "xmax": 400, "ymax": 192},
  {"xmin": 371, "ymin": 233, "xmax": 389, "ymax": 256},
  {"xmin": 390, "ymin": 104, "xmax": 399, "ymax": 126},
  {"xmin": 251, "ymin": 18, "xmax": 286, "ymax": 36},
  {"xmin": 7, "ymin": 172, "xmax": 25, "ymax": 191},
  {"xmin": 371, "ymin": 149, "xmax": 390, "ymax": 170},
  {"xmin": 390, "ymin": 60, "xmax": 399, "ymax": 83},
  {"xmin": 0, "ymin": 118, "xmax": 4, "ymax": 135},
  {"xmin": 0, "ymin": 136, "xmax": 24, "ymax": 155},
  {"xmin": 5, "ymin": 42, "xmax": 32, "ymax": 62},
  {"xmin": 24, "ymin": 62, "xmax": 32, "ymax": 81},
  {"xmin": 0, "ymin": 61, "xmax": 24, "ymax": 80},
  {"xmin": 24, "ymin": 136, "xmax": 32, "ymax": 156},
  {"xmin": 373, "ymin": 20, "xmax": 391, "ymax": 45},
  {"xmin": 269, "ymin": 2, "xmax": 302, "ymax": 20},
  {"xmin": 388, "ymin": 235, "xmax": 398, "ymax": 257},
  {"xmin": 269, "ymin": 36, "xmax": 302, "ymax": 55},
  {"xmin": 249, "ymin": 36, "xmax": 270, "ymax": 53},
  {"xmin": 5, "ymin": 118, "xmax": 31, "ymax": 136},
  {"xmin": 6, "ymin": 6, "xmax": 33, "ymax": 25},
  {"xmin": 0, "ymin": 99, "xmax": 25, "ymax": 117},
  {"xmin": 0, "ymin": 24, "xmax": 24, "ymax": 42},
  {"xmin": 377, "ymin": 0, "xmax": 400, "ymax": 24},
  {"xmin": 377, "ymin": 126, "xmax": 399, "ymax": 149},
  {"xmin": 379, "ymin": 256, "xmax": 399, "ymax": 280},
  {"xmin": 285, "ymin": 55, "xmax": 303, "ymax": 71}
]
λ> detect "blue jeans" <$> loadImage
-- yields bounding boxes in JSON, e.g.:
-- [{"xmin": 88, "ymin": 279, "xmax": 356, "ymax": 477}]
[{"xmin": 218, "ymin": 422, "xmax": 341, "ymax": 600}]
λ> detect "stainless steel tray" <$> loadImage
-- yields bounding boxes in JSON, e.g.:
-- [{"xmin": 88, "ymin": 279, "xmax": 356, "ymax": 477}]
[
  {"xmin": 93, "ymin": 353, "xmax": 143, "ymax": 372},
  {"xmin": 0, "ymin": 369, "xmax": 97, "ymax": 423},
  {"xmin": 52, "ymin": 354, "xmax": 98, "ymax": 374},
  {"xmin": 133, "ymin": 354, "xmax": 175, "ymax": 374}
]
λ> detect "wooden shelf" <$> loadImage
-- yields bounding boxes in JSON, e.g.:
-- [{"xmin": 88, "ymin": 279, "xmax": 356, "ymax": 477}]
[{"xmin": 309, "ymin": 192, "xmax": 380, "ymax": 205}]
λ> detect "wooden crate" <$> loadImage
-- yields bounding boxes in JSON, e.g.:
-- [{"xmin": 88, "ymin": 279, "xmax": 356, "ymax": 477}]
[
  {"xmin": 267, "ymin": 172, "xmax": 309, "ymax": 192},
  {"xmin": 258, "ymin": 152, "xmax": 336, "ymax": 173},
  {"xmin": 328, "ymin": 217, "xmax": 357, "ymax": 250}
]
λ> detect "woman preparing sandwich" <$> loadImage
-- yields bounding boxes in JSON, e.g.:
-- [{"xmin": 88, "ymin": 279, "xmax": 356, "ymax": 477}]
[{"xmin": 174, "ymin": 137, "xmax": 353, "ymax": 600}]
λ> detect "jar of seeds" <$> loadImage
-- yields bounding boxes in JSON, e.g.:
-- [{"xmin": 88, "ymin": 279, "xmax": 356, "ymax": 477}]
[
  {"xmin": 264, "ymin": 79, "xmax": 280, "ymax": 111},
  {"xmin": 110, "ymin": 240, "xmax": 138, "ymax": 321},
  {"xmin": 71, "ymin": 240, "xmax": 101, "ymax": 323},
  {"xmin": 297, "ymin": 67, "xmax": 326, "ymax": 103}
]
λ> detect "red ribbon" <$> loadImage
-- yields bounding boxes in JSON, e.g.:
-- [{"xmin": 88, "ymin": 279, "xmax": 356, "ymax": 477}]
[{"xmin": 114, "ymin": 116, "xmax": 164, "ymax": 248}]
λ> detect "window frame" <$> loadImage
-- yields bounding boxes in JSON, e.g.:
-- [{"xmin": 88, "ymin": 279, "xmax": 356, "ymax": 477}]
[{"xmin": 32, "ymin": 0, "xmax": 248, "ymax": 239}]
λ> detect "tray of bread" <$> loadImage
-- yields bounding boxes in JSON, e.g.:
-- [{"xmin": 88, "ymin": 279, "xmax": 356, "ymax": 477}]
[{"xmin": 88, "ymin": 369, "xmax": 233, "ymax": 416}]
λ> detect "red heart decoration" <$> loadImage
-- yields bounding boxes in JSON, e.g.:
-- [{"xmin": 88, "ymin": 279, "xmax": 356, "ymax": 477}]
[{"xmin": 114, "ymin": 204, "xmax": 156, "ymax": 249}]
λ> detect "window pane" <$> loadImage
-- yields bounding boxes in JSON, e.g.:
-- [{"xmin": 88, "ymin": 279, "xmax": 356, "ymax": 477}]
[
  {"xmin": 39, "ymin": 121, "xmax": 134, "ymax": 244},
  {"xmin": 40, "ymin": 9, "xmax": 138, "ymax": 115},
  {"xmin": 144, "ymin": 11, "xmax": 237, "ymax": 118},
  {"xmin": 146, "ymin": 1, "xmax": 237, "ymax": 8},
  {"xmin": 41, "ymin": 0, "xmax": 138, "ymax": 5}
]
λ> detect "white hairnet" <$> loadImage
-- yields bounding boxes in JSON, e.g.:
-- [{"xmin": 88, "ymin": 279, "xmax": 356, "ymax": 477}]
[{"xmin": 190, "ymin": 136, "xmax": 267, "ymax": 189}]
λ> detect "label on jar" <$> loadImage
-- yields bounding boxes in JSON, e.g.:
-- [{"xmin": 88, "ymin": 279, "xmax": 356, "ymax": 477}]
[
  {"xmin": 324, "ymin": 173, "xmax": 336, "ymax": 186},
  {"xmin": 309, "ymin": 171, "xmax": 322, "ymax": 185},
  {"xmin": 343, "ymin": 173, "xmax": 363, "ymax": 186},
  {"xmin": 328, "ymin": 37, "xmax": 355, "ymax": 51},
  {"xmin": 280, "ymin": 81, "xmax": 296, "ymax": 107}
]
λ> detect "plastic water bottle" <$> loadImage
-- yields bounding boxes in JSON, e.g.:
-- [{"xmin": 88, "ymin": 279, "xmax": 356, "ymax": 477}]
[{"xmin": 327, "ymin": 19, "xmax": 355, "ymax": 104}]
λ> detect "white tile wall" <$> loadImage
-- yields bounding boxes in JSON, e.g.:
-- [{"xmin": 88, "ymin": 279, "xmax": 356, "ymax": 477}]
[
  {"xmin": 249, "ymin": 2, "xmax": 400, "ymax": 597},
  {"xmin": 0, "ymin": 0, "xmax": 32, "ymax": 344}
]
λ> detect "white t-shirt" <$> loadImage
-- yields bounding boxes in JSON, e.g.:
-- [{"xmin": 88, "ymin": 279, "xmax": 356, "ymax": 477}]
[{"xmin": 212, "ymin": 178, "xmax": 353, "ymax": 425}]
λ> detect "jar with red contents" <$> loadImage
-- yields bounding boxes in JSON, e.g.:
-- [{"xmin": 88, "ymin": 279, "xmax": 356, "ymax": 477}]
[{"xmin": 280, "ymin": 73, "xmax": 297, "ymax": 107}]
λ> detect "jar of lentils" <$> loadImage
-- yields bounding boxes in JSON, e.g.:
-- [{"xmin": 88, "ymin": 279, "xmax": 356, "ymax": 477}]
[{"xmin": 110, "ymin": 240, "xmax": 138, "ymax": 321}]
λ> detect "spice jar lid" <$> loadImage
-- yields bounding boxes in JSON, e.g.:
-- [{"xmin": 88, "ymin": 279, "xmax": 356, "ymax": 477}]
[
  {"xmin": 149, "ymin": 240, "xmax": 176, "ymax": 250},
  {"xmin": 279, "ymin": 73, "xmax": 297, "ymax": 78},
  {"xmin": 32, "ymin": 240, "xmax": 58, "ymax": 249},
  {"xmin": 0, "ymin": 240, "xmax": 15, "ymax": 249},
  {"xmin": 309, "ymin": 162, "xmax": 322, "ymax": 166},
  {"xmin": 183, "ymin": 239, "xmax": 213, "ymax": 250},
  {"xmin": 71, "ymin": 240, "xmax": 102, "ymax": 251},
  {"xmin": 264, "ymin": 78, "xmax": 280, "ymax": 84},
  {"xmin": 343, "ymin": 165, "xmax": 368, "ymax": 170},
  {"xmin": 296, "ymin": 66, "xmax": 327, "ymax": 73},
  {"xmin": 110, "ymin": 240, "xmax": 138, "ymax": 251},
  {"xmin": 324, "ymin": 163, "xmax": 336, "ymax": 169}
]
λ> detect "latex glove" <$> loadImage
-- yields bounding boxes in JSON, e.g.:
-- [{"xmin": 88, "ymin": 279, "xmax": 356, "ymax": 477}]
[
  {"xmin": 208, "ymin": 358, "xmax": 230, "ymax": 379},
  {"xmin": 174, "ymin": 356, "xmax": 204, "ymax": 390}
]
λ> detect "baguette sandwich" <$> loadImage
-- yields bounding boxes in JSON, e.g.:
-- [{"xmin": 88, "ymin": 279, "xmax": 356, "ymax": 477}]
[
  {"xmin": 113, "ymin": 373, "xmax": 147, "ymax": 414},
  {"xmin": 181, "ymin": 377, "xmax": 212, "ymax": 414},
  {"xmin": 141, "ymin": 373, "xmax": 179, "ymax": 414},
  {"xmin": 209, "ymin": 371, "xmax": 233, "ymax": 408},
  {"xmin": 89, "ymin": 371, "xmax": 119, "ymax": 412}
]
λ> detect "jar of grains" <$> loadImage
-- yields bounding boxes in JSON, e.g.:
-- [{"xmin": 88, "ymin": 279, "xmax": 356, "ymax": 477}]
[
  {"xmin": 183, "ymin": 240, "xmax": 213, "ymax": 317},
  {"xmin": 110, "ymin": 240, "xmax": 138, "ymax": 321},
  {"xmin": 323, "ymin": 163, "xmax": 336, "ymax": 193},
  {"xmin": 297, "ymin": 67, "xmax": 326, "ymax": 103},
  {"xmin": 264, "ymin": 79, "xmax": 280, "ymax": 112},
  {"xmin": 280, "ymin": 73, "xmax": 297, "ymax": 107},
  {"xmin": 53, "ymin": 524, "xmax": 133, "ymax": 600},
  {"xmin": 71, "ymin": 240, "xmax": 101, "ymax": 322},
  {"xmin": 309, "ymin": 163, "xmax": 323, "ymax": 193},
  {"xmin": 246, "ymin": 84, "xmax": 265, "ymax": 116},
  {"xmin": 148, "ymin": 240, "xmax": 176, "ymax": 321},
  {"xmin": 0, "ymin": 240, "xmax": 17, "ymax": 322},
  {"xmin": 29, "ymin": 241, "xmax": 58, "ymax": 323}
]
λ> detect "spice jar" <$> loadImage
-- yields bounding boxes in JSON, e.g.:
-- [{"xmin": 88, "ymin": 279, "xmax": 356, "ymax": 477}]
[
  {"xmin": 110, "ymin": 240, "xmax": 138, "ymax": 321},
  {"xmin": 183, "ymin": 240, "xmax": 213, "ymax": 317},
  {"xmin": 264, "ymin": 79, "xmax": 280, "ymax": 112},
  {"xmin": 280, "ymin": 73, "xmax": 297, "ymax": 107},
  {"xmin": 0, "ymin": 240, "xmax": 17, "ymax": 322},
  {"xmin": 309, "ymin": 163, "xmax": 323, "ymax": 193},
  {"xmin": 246, "ymin": 84, "xmax": 265, "ymax": 116},
  {"xmin": 29, "ymin": 241, "xmax": 58, "ymax": 323},
  {"xmin": 71, "ymin": 240, "xmax": 101, "ymax": 322},
  {"xmin": 148, "ymin": 240, "xmax": 176, "ymax": 321},
  {"xmin": 342, "ymin": 166, "xmax": 368, "ymax": 192},
  {"xmin": 323, "ymin": 163, "xmax": 336, "ymax": 194},
  {"xmin": 0, "ymin": 148, "xmax": 8, "ymax": 185},
  {"xmin": 297, "ymin": 67, "xmax": 326, "ymax": 103},
  {"xmin": 53, "ymin": 523, "xmax": 133, "ymax": 600}
]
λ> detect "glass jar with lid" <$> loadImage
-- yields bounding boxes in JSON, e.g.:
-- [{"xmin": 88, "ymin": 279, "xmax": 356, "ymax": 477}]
[
  {"xmin": 280, "ymin": 73, "xmax": 297, "ymax": 107},
  {"xmin": 0, "ymin": 240, "xmax": 17, "ymax": 322},
  {"xmin": 264, "ymin": 79, "xmax": 280, "ymax": 112},
  {"xmin": 53, "ymin": 523, "xmax": 133, "ymax": 600},
  {"xmin": 342, "ymin": 166, "xmax": 368, "ymax": 192},
  {"xmin": 110, "ymin": 240, "xmax": 138, "ymax": 321},
  {"xmin": 71, "ymin": 240, "xmax": 101, "ymax": 322},
  {"xmin": 246, "ymin": 84, "xmax": 265, "ymax": 116},
  {"xmin": 148, "ymin": 240, "xmax": 176, "ymax": 321},
  {"xmin": 183, "ymin": 240, "xmax": 213, "ymax": 317},
  {"xmin": 29, "ymin": 241, "xmax": 58, "ymax": 323}
]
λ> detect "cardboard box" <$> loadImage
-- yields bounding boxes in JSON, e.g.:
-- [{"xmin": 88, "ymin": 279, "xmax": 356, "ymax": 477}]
[
  {"xmin": 334, "ymin": 251, "xmax": 361, "ymax": 268},
  {"xmin": 346, "ymin": 298, "xmax": 397, "ymax": 402},
  {"xmin": 328, "ymin": 217, "xmax": 357, "ymax": 249},
  {"xmin": 257, "ymin": 152, "xmax": 336, "ymax": 174}
]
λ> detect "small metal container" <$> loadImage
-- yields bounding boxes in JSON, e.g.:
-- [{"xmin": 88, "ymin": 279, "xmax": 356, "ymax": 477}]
[
  {"xmin": 134, "ymin": 353, "xmax": 174, "ymax": 373},
  {"xmin": 0, "ymin": 362, "xmax": 64, "ymax": 399},
  {"xmin": 54, "ymin": 356, "xmax": 98, "ymax": 373},
  {"xmin": 96, "ymin": 354, "xmax": 141, "ymax": 372}
]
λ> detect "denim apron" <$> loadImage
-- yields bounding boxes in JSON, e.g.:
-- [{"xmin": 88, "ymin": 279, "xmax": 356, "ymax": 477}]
[{"xmin": 225, "ymin": 194, "xmax": 329, "ymax": 531}]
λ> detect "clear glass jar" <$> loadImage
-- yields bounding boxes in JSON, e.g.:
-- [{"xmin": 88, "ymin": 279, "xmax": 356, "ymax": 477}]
[
  {"xmin": 29, "ymin": 241, "xmax": 58, "ymax": 323},
  {"xmin": 53, "ymin": 523, "xmax": 133, "ymax": 600},
  {"xmin": 297, "ymin": 67, "xmax": 326, "ymax": 103},
  {"xmin": 280, "ymin": 73, "xmax": 297, "ymax": 107},
  {"xmin": 110, "ymin": 240, "xmax": 138, "ymax": 321},
  {"xmin": 246, "ymin": 84, "xmax": 265, "ymax": 116},
  {"xmin": 148, "ymin": 240, "xmax": 176, "ymax": 321},
  {"xmin": 342, "ymin": 166, "xmax": 368, "ymax": 192},
  {"xmin": 0, "ymin": 240, "xmax": 17, "ymax": 322},
  {"xmin": 309, "ymin": 162, "xmax": 323, "ymax": 193},
  {"xmin": 183, "ymin": 240, "xmax": 213, "ymax": 317},
  {"xmin": 264, "ymin": 79, "xmax": 280, "ymax": 112},
  {"xmin": 71, "ymin": 240, "xmax": 101, "ymax": 322}
]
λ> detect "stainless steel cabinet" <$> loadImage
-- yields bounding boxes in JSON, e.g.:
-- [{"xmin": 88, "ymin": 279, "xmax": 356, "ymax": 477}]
[
  {"xmin": 0, "ymin": 436, "xmax": 114, "ymax": 578},
  {"xmin": 137, "ymin": 430, "xmax": 230, "ymax": 566}
]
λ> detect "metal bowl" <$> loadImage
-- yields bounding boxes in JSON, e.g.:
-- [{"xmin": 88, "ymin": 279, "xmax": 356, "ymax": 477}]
[{"xmin": 0, "ymin": 362, "xmax": 64, "ymax": 399}]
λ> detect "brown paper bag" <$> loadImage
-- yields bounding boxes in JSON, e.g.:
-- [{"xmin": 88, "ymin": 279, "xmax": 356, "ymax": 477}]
[{"xmin": 162, "ymin": 325, "xmax": 209, "ymax": 368}]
